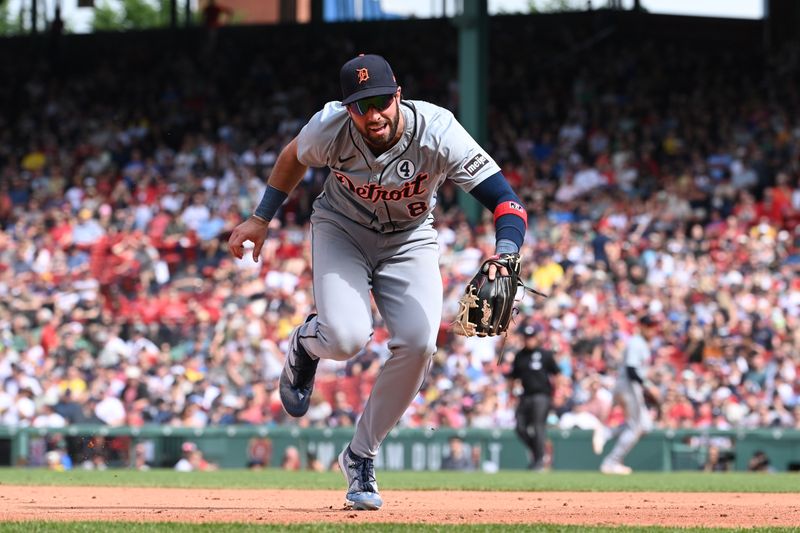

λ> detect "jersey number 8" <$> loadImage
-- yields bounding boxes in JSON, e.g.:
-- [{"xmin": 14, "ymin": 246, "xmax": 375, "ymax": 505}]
[{"xmin": 407, "ymin": 201, "xmax": 427, "ymax": 217}]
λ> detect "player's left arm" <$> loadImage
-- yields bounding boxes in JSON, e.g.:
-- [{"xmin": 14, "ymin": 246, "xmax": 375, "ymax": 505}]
[
  {"xmin": 435, "ymin": 108, "xmax": 526, "ymax": 278},
  {"xmin": 468, "ymin": 171, "xmax": 528, "ymax": 278}
]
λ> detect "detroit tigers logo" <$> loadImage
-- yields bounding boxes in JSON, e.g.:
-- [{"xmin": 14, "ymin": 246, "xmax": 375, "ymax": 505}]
[
  {"xmin": 333, "ymin": 171, "xmax": 429, "ymax": 203},
  {"xmin": 356, "ymin": 68, "xmax": 369, "ymax": 84}
]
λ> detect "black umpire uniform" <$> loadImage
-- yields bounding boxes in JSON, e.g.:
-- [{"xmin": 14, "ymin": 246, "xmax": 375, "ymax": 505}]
[{"xmin": 507, "ymin": 324, "xmax": 560, "ymax": 470}]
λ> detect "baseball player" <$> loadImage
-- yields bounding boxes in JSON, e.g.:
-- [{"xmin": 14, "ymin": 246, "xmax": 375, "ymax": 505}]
[
  {"xmin": 228, "ymin": 54, "xmax": 528, "ymax": 510},
  {"xmin": 592, "ymin": 315, "xmax": 657, "ymax": 474}
]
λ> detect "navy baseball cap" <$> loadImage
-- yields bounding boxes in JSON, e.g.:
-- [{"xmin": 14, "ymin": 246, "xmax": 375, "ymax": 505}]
[
  {"xmin": 340, "ymin": 54, "xmax": 398, "ymax": 105},
  {"xmin": 522, "ymin": 324, "xmax": 543, "ymax": 337}
]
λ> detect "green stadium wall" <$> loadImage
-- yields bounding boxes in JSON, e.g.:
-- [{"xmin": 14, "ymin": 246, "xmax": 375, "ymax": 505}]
[{"xmin": 1, "ymin": 426, "xmax": 798, "ymax": 472}]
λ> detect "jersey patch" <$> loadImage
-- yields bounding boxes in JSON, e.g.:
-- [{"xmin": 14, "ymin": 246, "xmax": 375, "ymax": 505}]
[
  {"xmin": 397, "ymin": 159, "xmax": 416, "ymax": 179},
  {"xmin": 493, "ymin": 200, "xmax": 528, "ymax": 225},
  {"xmin": 464, "ymin": 153, "xmax": 490, "ymax": 177}
]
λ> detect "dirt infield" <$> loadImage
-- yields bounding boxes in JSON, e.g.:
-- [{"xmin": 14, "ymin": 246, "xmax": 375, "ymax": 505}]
[{"xmin": 1, "ymin": 485, "xmax": 799, "ymax": 527}]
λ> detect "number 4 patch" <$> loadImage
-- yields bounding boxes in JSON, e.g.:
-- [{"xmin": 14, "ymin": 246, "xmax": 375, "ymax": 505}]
[{"xmin": 397, "ymin": 159, "xmax": 416, "ymax": 179}]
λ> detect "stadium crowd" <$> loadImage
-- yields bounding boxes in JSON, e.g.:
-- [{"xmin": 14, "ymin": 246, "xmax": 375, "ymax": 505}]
[{"xmin": 1, "ymin": 19, "xmax": 799, "ymax": 467}]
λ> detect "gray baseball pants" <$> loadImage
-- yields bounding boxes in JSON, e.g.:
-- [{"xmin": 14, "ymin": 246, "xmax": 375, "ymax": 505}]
[
  {"xmin": 605, "ymin": 379, "xmax": 653, "ymax": 465},
  {"xmin": 296, "ymin": 205, "xmax": 442, "ymax": 459}
]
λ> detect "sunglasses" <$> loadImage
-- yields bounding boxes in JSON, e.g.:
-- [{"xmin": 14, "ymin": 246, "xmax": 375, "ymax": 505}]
[{"xmin": 348, "ymin": 93, "xmax": 395, "ymax": 116}]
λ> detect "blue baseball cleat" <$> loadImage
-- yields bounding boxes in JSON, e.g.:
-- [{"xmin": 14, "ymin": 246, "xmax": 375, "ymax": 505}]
[
  {"xmin": 338, "ymin": 446, "xmax": 383, "ymax": 510},
  {"xmin": 279, "ymin": 314, "xmax": 319, "ymax": 417}
]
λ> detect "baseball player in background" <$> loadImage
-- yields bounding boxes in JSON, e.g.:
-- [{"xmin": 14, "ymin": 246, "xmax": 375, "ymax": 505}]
[
  {"xmin": 592, "ymin": 315, "xmax": 658, "ymax": 474},
  {"xmin": 228, "ymin": 54, "xmax": 529, "ymax": 510}
]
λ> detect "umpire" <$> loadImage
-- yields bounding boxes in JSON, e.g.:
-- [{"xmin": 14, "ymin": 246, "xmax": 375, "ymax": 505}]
[{"xmin": 506, "ymin": 323, "xmax": 560, "ymax": 471}]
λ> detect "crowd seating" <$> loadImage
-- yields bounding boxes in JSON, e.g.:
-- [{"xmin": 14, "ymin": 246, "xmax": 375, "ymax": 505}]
[{"xmin": 0, "ymin": 15, "xmax": 798, "ymax": 467}]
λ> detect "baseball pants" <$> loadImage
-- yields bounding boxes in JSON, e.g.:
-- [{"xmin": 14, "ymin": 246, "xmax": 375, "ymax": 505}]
[
  {"xmin": 515, "ymin": 393, "xmax": 550, "ymax": 467},
  {"xmin": 296, "ymin": 205, "xmax": 442, "ymax": 459},
  {"xmin": 605, "ymin": 379, "xmax": 652, "ymax": 465}
]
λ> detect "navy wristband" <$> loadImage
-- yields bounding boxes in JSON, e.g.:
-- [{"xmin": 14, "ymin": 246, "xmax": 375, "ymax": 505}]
[{"xmin": 254, "ymin": 185, "xmax": 289, "ymax": 221}]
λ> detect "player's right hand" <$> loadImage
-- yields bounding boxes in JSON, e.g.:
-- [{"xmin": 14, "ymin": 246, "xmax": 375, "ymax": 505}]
[{"xmin": 228, "ymin": 216, "xmax": 270, "ymax": 262}]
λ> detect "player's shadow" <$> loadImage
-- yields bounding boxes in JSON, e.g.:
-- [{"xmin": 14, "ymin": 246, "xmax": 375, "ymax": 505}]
[
  {"xmin": 30, "ymin": 506, "xmax": 252, "ymax": 511},
  {"xmin": 30, "ymin": 505, "xmax": 360, "ymax": 514}
]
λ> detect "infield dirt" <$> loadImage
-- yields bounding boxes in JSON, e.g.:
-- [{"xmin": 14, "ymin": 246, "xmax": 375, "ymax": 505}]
[{"xmin": 1, "ymin": 485, "xmax": 799, "ymax": 527}]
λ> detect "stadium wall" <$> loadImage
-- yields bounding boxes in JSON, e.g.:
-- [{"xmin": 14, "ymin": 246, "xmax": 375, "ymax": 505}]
[{"xmin": 2, "ymin": 426, "xmax": 798, "ymax": 472}]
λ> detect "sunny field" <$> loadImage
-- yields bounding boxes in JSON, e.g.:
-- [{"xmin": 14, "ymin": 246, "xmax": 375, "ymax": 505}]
[
  {"xmin": 0, "ymin": 469, "xmax": 798, "ymax": 532},
  {"xmin": 1, "ymin": 467, "xmax": 798, "ymax": 492}
]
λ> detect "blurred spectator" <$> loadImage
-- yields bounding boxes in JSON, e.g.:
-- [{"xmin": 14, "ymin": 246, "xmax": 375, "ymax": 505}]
[
  {"xmin": 306, "ymin": 451, "xmax": 325, "ymax": 472},
  {"xmin": 747, "ymin": 450, "xmax": 775, "ymax": 473},
  {"xmin": 174, "ymin": 442, "xmax": 217, "ymax": 472},
  {"xmin": 94, "ymin": 388, "xmax": 126, "ymax": 427},
  {"xmin": 441, "ymin": 436, "xmax": 475, "ymax": 471},
  {"xmin": 133, "ymin": 442, "xmax": 153, "ymax": 471},
  {"xmin": 702, "ymin": 445, "xmax": 731, "ymax": 472},
  {"xmin": 46, "ymin": 450, "xmax": 67, "ymax": 471},
  {"xmin": 33, "ymin": 402, "xmax": 67, "ymax": 428},
  {"xmin": 246, "ymin": 437, "xmax": 273, "ymax": 469},
  {"xmin": 281, "ymin": 446, "xmax": 301, "ymax": 471}
]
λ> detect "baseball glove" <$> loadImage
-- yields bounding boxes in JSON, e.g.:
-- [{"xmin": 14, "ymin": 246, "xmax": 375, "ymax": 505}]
[{"xmin": 451, "ymin": 253, "xmax": 546, "ymax": 338}]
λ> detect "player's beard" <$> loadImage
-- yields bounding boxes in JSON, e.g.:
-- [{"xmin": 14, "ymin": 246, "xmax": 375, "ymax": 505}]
[{"xmin": 361, "ymin": 105, "xmax": 401, "ymax": 151}]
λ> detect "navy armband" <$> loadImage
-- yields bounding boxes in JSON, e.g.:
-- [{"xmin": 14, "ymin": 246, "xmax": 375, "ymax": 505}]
[
  {"xmin": 253, "ymin": 185, "xmax": 289, "ymax": 221},
  {"xmin": 469, "ymin": 172, "xmax": 528, "ymax": 250}
]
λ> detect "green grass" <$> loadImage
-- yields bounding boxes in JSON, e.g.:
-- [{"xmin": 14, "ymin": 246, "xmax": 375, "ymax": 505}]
[
  {"xmin": 0, "ymin": 525, "xmax": 798, "ymax": 533},
  {"xmin": 0, "ymin": 468, "xmax": 798, "ymax": 493}
]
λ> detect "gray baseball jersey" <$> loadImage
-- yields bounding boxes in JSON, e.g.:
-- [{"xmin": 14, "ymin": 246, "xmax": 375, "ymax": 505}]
[
  {"xmin": 291, "ymin": 99, "xmax": 499, "ymax": 460},
  {"xmin": 621, "ymin": 334, "xmax": 649, "ymax": 383},
  {"xmin": 296, "ymin": 99, "xmax": 501, "ymax": 233}
]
